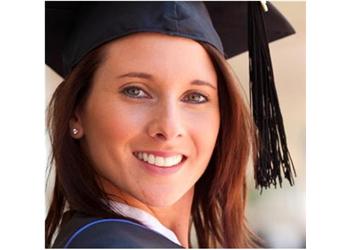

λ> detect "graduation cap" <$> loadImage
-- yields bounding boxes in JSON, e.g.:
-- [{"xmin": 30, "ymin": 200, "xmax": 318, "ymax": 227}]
[{"xmin": 45, "ymin": 1, "xmax": 296, "ymax": 190}]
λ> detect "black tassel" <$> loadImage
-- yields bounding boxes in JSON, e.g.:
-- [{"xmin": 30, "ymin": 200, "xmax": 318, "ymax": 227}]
[{"xmin": 247, "ymin": 2, "xmax": 296, "ymax": 191}]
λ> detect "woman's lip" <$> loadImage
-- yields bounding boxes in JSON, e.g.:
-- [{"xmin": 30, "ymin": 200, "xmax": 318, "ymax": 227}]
[
  {"xmin": 133, "ymin": 150, "xmax": 187, "ymax": 158},
  {"xmin": 132, "ymin": 152, "xmax": 187, "ymax": 175}
]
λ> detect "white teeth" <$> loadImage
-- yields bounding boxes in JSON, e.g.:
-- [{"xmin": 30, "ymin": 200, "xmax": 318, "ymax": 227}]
[
  {"xmin": 155, "ymin": 156, "xmax": 164, "ymax": 167},
  {"xmin": 148, "ymin": 154, "xmax": 155, "ymax": 164},
  {"xmin": 135, "ymin": 152, "xmax": 183, "ymax": 167},
  {"xmin": 164, "ymin": 157, "xmax": 173, "ymax": 167},
  {"xmin": 164, "ymin": 155, "xmax": 180, "ymax": 167}
]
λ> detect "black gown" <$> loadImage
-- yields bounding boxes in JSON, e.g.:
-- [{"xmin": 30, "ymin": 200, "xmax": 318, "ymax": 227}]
[{"xmin": 52, "ymin": 212, "xmax": 183, "ymax": 248}]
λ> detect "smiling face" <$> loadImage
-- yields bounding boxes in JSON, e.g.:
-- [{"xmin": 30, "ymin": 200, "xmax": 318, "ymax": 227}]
[{"xmin": 71, "ymin": 32, "xmax": 220, "ymax": 208}]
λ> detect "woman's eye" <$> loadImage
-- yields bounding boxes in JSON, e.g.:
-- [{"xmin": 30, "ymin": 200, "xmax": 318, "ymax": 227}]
[
  {"xmin": 121, "ymin": 86, "xmax": 150, "ymax": 99},
  {"xmin": 183, "ymin": 92, "xmax": 208, "ymax": 104}
]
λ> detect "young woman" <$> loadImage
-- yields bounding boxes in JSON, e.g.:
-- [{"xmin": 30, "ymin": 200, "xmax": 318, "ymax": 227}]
[{"xmin": 45, "ymin": 2, "xmax": 295, "ymax": 248}]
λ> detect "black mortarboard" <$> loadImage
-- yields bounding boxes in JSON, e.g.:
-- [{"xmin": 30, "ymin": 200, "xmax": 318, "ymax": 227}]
[{"xmin": 45, "ymin": 1, "xmax": 296, "ymax": 190}]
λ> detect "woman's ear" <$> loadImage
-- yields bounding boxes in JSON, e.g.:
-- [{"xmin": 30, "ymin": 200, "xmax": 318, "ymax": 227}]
[{"xmin": 69, "ymin": 110, "xmax": 84, "ymax": 139}]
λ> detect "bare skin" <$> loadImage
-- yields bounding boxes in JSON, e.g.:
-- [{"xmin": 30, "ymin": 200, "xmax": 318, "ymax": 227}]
[
  {"xmin": 101, "ymin": 179, "xmax": 194, "ymax": 247},
  {"xmin": 70, "ymin": 32, "xmax": 220, "ymax": 247}
]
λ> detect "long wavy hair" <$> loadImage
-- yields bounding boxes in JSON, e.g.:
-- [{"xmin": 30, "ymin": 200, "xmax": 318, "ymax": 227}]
[{"xmin": 45, "ymin": 40, "xmax": 260, "ymax": 248}]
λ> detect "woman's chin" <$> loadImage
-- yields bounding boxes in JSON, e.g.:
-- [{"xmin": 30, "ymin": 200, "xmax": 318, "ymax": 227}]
[
  {"xmin": 137, "ymin": 193, "xmax": 185, "ymax": 208},
  {"xmin": 136, "ymin": 186, "xmax": 194, "ymax": 209}
]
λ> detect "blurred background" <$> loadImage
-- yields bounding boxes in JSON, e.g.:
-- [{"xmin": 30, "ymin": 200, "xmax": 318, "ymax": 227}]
[
  {"xmin": 45, "ymin": 1, "xmax": 305, "ymax": 248},
  {"xmin": 229, "ymin": 2, "xmax": 306, "ymax": 248}
]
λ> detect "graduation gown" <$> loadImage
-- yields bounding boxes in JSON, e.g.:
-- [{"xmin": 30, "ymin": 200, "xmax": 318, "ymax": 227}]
[{"xmin": 52, "ymin": 212, "xmax": 183, "ymax": 248}]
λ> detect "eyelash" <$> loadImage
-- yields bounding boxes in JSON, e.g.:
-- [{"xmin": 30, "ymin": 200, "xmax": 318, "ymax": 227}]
[
  {"xmin": 120, "ymin": 85, "xmax": 209, "ymax": 104},
  {"xmin": 121, "ymin": 86, "xmax": 150, "ymax": 99},
  {"xmin": 182, "ymin": 92, "xmax": 208, "ymax": 104}
]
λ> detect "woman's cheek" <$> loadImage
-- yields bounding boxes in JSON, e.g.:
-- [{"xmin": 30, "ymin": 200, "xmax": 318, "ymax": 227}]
[
  {"xmin": 185, "ymin": 108, "xmax": 220, "ymax": 134},
  {"xmin": 184, "ymin": 108, "xmax": 220, "ymax": 156},
  {"xmin": 96, "ymin": 101, "xmax": 150, "ymax": 137}
]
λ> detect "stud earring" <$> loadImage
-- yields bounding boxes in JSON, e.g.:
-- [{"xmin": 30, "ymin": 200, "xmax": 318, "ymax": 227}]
[{"xmin": 72, "ymin": 128, "xmax": 79, "ymax": 135}]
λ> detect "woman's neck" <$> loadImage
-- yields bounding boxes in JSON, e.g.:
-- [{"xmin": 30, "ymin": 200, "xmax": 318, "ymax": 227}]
[
  {"xmin": 146, "ymin": 189, "xmax": 194, "ymax": 248},
  {"xmin": 108, "ymin": 187, "xmax": 194, "ymax": 248}
]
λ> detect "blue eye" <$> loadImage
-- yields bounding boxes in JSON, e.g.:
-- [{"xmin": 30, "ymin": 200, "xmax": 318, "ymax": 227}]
[
  {"xmin": 122, "ymin": 86, "xmax": 149, "ymax": 99},
  {"xmin": 183, "ymin": 92, "xmax": 208, "ymax": 104}
]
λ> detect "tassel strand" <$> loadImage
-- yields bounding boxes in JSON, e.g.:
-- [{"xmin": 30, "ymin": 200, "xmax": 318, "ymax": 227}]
[{"xmin": 248, "ymin": 2, "xmax": 296, "ymax": 191}]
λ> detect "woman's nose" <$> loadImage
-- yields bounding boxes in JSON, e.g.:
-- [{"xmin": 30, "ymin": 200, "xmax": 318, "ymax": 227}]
[{"xmin": 146, "ymin": 103, "xmax": 185, "ymax": 141}]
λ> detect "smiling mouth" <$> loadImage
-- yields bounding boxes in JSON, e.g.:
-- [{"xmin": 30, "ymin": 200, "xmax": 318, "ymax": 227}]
[{"xmin": 133, "ymin": 152, "xmax": 186, "ymax": 168}]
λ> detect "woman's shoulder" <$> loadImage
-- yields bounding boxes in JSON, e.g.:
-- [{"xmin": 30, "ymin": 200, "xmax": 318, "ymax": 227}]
[{"xmin": 52, "ymin": 211, "xmax": 182, "ymax": 248}]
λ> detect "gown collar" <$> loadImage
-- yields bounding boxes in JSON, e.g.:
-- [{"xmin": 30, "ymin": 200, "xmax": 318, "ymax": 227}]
[{"xmin": 109, "ymin": 200, "xmax": 182, "ymax": 246}]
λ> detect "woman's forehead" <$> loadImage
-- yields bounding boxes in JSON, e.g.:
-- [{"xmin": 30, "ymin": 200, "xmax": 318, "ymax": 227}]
[
  {"xmin": 100, "ymin": 32, "xmax": 217, "ymax": 82},
  {"xmin": 105, "ymin": 32, "xmax": 209, "ymax": 61}
]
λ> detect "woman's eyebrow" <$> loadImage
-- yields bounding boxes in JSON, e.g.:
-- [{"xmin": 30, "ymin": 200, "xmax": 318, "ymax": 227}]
[
  {"xmin": 117, "ymin": 71, "xmax": 216, "ymax": 89},
  {"xmin": 117, "ymin": 72, "xmax": 154, "ymax": 80},
  {"xmin": 191, "ymin": 79, "xmax": 217, "ymax": 90}
]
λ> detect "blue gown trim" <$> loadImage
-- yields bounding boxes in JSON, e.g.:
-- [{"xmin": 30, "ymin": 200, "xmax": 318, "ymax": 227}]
[{"xmin": 64, "ymin": 218, "xmax": 150, "ymax": 248}]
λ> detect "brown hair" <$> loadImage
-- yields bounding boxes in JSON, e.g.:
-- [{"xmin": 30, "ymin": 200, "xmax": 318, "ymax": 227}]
[
  {"xmin": 45, "ymin": 41, "xmax": 260, "ymax": 248},
  {"xmin": 193, "ymin": 43, "xmax": 260, "ymax": 247}
]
